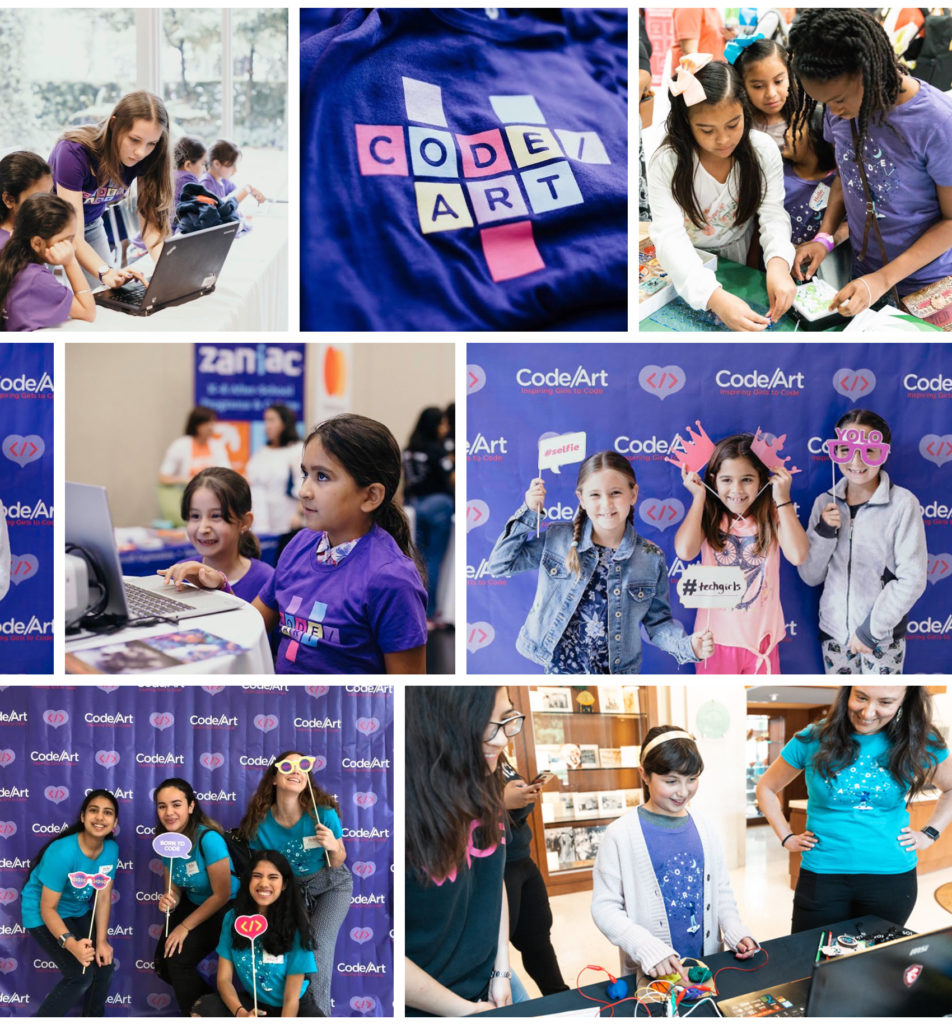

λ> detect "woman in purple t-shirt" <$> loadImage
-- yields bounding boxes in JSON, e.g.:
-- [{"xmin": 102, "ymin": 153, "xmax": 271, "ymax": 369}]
[
  {"xmin": 0, "ymin": 194, "xmax": 96, "ymax": 331},
  {"xmin": 0, "ymin": 151, "xmax": 53, "ymax": 250},
  {"xmin": 789, "ymin": 9, "xmax": 952, "ymax": 327},
  {"xmin": 49, "ymin": 90, "xmax": 173, "ymax": 289}
]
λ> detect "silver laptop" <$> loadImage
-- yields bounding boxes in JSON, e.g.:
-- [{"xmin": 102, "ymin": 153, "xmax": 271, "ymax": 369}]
[{"xmin": 66, "ymin": 482, "xmax": 239, "ymax": 629}]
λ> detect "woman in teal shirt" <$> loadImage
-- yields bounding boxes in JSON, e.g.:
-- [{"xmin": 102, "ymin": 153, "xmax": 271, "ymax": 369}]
[
  {"xmin": 238, "ymin": 750, "xmax": 352, "ymax": 1016},
  {"xmin": 152, "ymin": 777, "xmax": 239, "ymax": 1014},
  {"xmin": 757, "ymin": 686, "xmax": 951, "ymax": 932},
  {"xmin": 22, "ymin": 789, "xmax": 119, "ymax": 1016},
  {"xmin": 195, "ymin": 851, "xmax": 319, "ymax": 1017}
]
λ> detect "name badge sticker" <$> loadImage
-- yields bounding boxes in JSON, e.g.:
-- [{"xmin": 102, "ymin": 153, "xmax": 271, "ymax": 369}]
[
  {"xmin": 185, "ymin": 860, "xmax": 200, "ymax": 876},
  {"xmin": 261, "ymin": 951, "xmax": 285, "ymax": 965},
  {"xmin": 809, "ymin": 182, "xmax": 830, "ymax": 212},
  {"xmin": 302, "ymin": 835, "xmax": 321, "ymax": 850}
]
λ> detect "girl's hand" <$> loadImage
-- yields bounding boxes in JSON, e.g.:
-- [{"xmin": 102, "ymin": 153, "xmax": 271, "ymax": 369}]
[
  {"xmin": 70, "ymin": 937, "xmax": 95, "ymax": 967},
  {"xmin": 95, "ymin": 939, "xmax": 114, "ymax": 966},
  {"xmin": 157, "ymin": 562, "xmax": 225, "ymax": 591},
  {"xmin": 157, "ymin": 892, "xmax": 178, "ymax": 914},
  {"xmin": 164, "ymin": 923, "xmax": 189, "ymax": 958},
  {"xmin": 770, "ymin": 465, "xmax": 793, "ymax": 505},
  {"xmin": 793, "ymin": 240, "xmax": 828, "ymax": 281},
  {"xmin": 504, "ymin": 779, "xmax": 541, "ymax": 810},
  {"xmin": 733, "ymin": 937, "xmax": 759, "ymax": 959},
  {"xmin": 690, "ymin": 629, "xmax": 714, "ymax": 660},
  {"xmin": 848, "ymin": 633, "xmax": 873, "ymax": 656},
  {"xmin": 898, "ymin": 826, "xmax": 934, "ymax": 851},
  {"xmin": 100, "ymin": 267, "xmax": 148, "ymax": 289},
  {"xmin": 765, "ymin": 263, "xmax": 797, "ymax": 322},
  {"xmin": 524, "ymin": 477, "xmax": 546, "ymax": 513},
  {"xmin": 43, "ymin": 239, "xmax": 75, "ymax": 266},
  {"xmin": 820, "ymin": 502, "xmax": 841, "ymax": 530},
  {"xmin": 488, "ymin": 976, "xmax": 512, "ymax": 1007},
  {"xmin": 681, "ymin": 466, "xmax": 706, "ymax": 501},
  {"xmin": 250, "ymin": 187, "xmax": 266, "ymax": 204},
  {"xmin": 313, "ymin": 821, "xmax": 340, "ymax": 851},
  {"xmin": 708, "ymin": 288, "xmax": 770, "ymax": 331},
  {"xmin": 648, "ymin": 954, "xmax": 690, "ymax": 984},
  {"xmin": 784, "ymin": 830, "xmax": 818, "ymax": 852},
  {"xmin": 830, "ymin": 272, "xmax": 887, "ymax": 317}
]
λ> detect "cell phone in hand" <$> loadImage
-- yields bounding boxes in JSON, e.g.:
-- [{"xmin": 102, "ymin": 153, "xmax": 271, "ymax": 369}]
[{"xmin": 530, "ymin": 770, "xmax": 554, "ymax": 786}]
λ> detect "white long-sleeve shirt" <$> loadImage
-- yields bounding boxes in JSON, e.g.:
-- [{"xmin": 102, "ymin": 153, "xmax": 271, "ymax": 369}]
[
  {"xmin": 647, "ymin": 129, "xmax": 795, "ymax": 310},
  {"xmin": 591, "ymin": 807, "xmax": 750, "ymax": 977}
]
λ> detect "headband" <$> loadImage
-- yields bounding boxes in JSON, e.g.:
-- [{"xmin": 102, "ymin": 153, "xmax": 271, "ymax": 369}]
[
  {"xmin": 641, "ymin": 730, "xmax": 696, "ymax": 763},
  {"xmin": 724, "ymin": 33, "xmax": 766, "ymax": 66},
  {"xmin": 670, "ymin": 53, "xmax": 713, "ymax": 107}
]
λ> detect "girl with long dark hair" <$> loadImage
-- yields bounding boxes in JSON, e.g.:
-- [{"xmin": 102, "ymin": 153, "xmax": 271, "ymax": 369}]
[
  {"xmin": 161, "ymin": 413, "xmax": 428, "ymax": 674},
  {"xmin": 675, "ymin": 432, "xmax": 809, "ymax": 674},
  {"xmin": 757, "ymin": 686, "xmax": 951, "ymax": 932},
  {"xmin": 406, "ymin": 687, "xmax": 529, "ymax": 1015},
  {"xmin": 49, "ymin": 90, "xmax": 172, "ymax": 288},
  {"xmin": 194, "ymin": 851, "xmax": 319, "ymax": 1017},
  {"xmin": 647, "ymin": 57, "xmax": 796, "ymax": 331},
  {"xmin": 787, "ymin": 9, "xmax": 952, "ymax": 325},
  {"xmin": 0, "ymin": 151, "xmax": 53, "ymax": 246},
  {"xmin": 152, "ymin": 777, "xmax": 239, "ymax": 1014},
  {"xmin": 21, "ymin": 789, "xmax": 118, "ymax": 1016},
  {"xmin": 237, "ymin": 750, "xmax": 351, "ymax": 1016},
  {"xmin": 488, "ymin": 451, "xmax": 711, "ymax": 673}
]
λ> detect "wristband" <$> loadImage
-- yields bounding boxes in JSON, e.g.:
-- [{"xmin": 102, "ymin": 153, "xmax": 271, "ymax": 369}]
[
  {"xmin": 921, "ymin": 825, "xmax": 940, "ymax": 841},
  {"xmin": 814, "ymin": 233, "xmax": 834, "ymax": 253},
  {"xmin": 97, "ymin": 264, "xmax": 110, "ymax": 283},
  {"xmin": 775, "ymin": 500, "xmax": 793, "ymax": 509},
  {"xmin": 780, "ymin": 833, "xmax": 794, "ymax": 848},
  {"xmin": 490, "ymin": 969, "xmax": 512, "ymax": 979}
]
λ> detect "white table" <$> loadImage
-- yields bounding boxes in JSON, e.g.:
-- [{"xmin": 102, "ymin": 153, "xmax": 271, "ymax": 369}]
[
  {"xmin": 43, "ymin": 206, "xmax": 288, "ymax": 332},
  {"xmin": 65, "ymin": 590, "xmax": 274, "ymax": 675}
]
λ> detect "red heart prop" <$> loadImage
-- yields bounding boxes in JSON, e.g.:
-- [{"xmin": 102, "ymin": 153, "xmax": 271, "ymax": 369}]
[{"xmin": 234, "ymin": 914, "xmax": 268, "ymax": 938}]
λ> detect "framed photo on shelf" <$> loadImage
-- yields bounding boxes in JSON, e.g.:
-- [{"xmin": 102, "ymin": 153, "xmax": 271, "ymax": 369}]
[
  {"xmin": 533, "ymin": 687, "xmax": 573, "ymax": 713},
  {"xmin": 597, "ymin": 790, "xmax": 627, "ymax": 817},
  {"xmin": 572, "ymin": 825, "xmax": 607, "ymax": 867},
  {"xmin": 574, "ymin": 791, "xmax": 599, "ymax": 819},
  {"xmin": 620, "ymin": 745, "xmax": 642, "ymax": 767},
  {"xmin": 579, "ymin": 744, "xmax": 600, "ymax": 769},
  {"xmin": 545, "ymin": 827, "xmax": 577, "ymax": 871},
  {"xmin": 599, "ymin": 684, "xmax": 625, "ymax": 714},
  {"xmin": 600, "ymin": 747, "xmax": 622, "ymax": 768},
  {"xmin": 622, "ymin": 686, "xmax": 641, "ymax": 714}
]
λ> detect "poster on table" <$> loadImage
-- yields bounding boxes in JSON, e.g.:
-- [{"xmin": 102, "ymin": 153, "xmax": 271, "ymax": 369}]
[
  {"xmin": 193, "ymin": 342, "xmax": 307, "ymax": 471},
  {"xmin": 0, "ymin": 343, "xmax": 53, "ymax": 675},
  {"xmin": 466, "ymin": 342, "xmax": 952, "ymax": 674},
  {"xmin": 0, "ymin": 685, "xmax": 393, "ymax": 1017}
]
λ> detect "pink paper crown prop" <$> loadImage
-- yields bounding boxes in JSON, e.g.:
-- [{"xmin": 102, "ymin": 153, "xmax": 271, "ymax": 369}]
[
  {"xmin": 664, "ymin": 420, "xmax": 716, "ymax": 473},
  {"xmin": 751, "ymin": 427, "xmax": 801, "ymax": 474},
  {"xmin": 824, "ymin": 426, "xmax": 890, "ymax": 467}
]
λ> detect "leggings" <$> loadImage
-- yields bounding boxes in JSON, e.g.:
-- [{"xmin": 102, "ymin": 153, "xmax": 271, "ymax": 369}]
[
  {"xmin": 791, "ymin": 868, "xmax": 917, "ymax": 933},
  {"xmin": 27, "ymin": 912, "xmax": 115, "ymax": 1016},
  {"xmin": 505, "ymin": 855, "xmax": 568, "ymax": 995},
  {"xmin": 299, "ymin": 864, "xmax": 354, "ymax": 1016}
]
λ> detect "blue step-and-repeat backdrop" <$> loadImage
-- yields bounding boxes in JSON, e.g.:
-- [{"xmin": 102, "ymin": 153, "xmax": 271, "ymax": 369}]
[
  {"xmin": 0, "ymin": 685, "xmax": 393, "ymax": 1016},
  {"xmin": 0, "ymin": 344, "xmax": 53, "ymax": 675},
  {"xmin": 466, "ymin": 342, "xmax": 952, "ymax": 674}
]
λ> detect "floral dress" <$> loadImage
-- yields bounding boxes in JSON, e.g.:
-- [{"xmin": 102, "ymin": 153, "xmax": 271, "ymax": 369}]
[{"xmin": 548, "ymin": 545, "xmax": 611, "ymax": 673}]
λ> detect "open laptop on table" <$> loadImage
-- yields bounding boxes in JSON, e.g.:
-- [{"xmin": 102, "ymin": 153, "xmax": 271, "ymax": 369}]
[
  {"xmin": 718, "ymin": 926, "xmax": 952, "ymax": 1017},
  {"xmin": 66, "ymin": 482, "xmax": 239, "ymax": 631},
  {"xmin": 94, "ymin": 221, "xmax": 238, "ymax": 316}
]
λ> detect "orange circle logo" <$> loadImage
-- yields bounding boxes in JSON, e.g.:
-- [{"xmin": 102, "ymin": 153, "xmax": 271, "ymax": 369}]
[{"xmin": 324, "ymin": 347, "xmax": 347, "ymax": 396}]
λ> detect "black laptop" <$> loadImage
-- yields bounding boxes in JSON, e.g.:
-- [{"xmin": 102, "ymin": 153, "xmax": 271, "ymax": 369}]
[
  {"xmin": 718, "ymin": 926, "xmax": 952, "ymax": 1017},
  {"xmin": 95, "ymin": 221, "xmax": 238, "ymax": 316}
]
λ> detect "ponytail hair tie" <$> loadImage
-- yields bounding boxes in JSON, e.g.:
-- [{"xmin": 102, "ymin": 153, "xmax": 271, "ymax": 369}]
[
  {"xmin": 670, "ymin": 53, "xmax": 713, "ymax": 107},
  {"xmin": 724, "ymin": 33, "xmax": 766, "ymax": 66},
  {"xmin": 570, "ymin": 540, "xmax": 579, "ymax": 548}
]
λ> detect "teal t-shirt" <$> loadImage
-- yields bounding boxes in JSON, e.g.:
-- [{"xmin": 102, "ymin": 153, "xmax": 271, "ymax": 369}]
[
  {"xmin": 781, "ymin": 726, "xmax": 949, "ymax": 874},
  {"xmin": 21, "ymin": 833, "xmax": 119, "ymax": 929},
  {"xmin": 217, "ymin": 908, "xmax": 317, "ymax": 1004},
  {"xmin": 249, "ymin": 807, "xmax": 343, "ymax": 877},
  {"xmin": 170, "ymin": 825, "xmax": 240, "ymax": 904}
]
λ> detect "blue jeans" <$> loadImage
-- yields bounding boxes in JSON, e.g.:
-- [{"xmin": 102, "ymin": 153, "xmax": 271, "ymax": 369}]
[
  {"xmin": 28, "ymin": 912, "xmax": 115, "ymax": 1016},
  {"xmin": 82, "ymin": 217, "xmax": 111, "ymax": 288},
  {"xmin": 410, "ymin": 492, "xmax": 453, "ymax": 614},
  {"xmin": 510, "ymin": 970, "xmax": 531, "ymax": 1003}
]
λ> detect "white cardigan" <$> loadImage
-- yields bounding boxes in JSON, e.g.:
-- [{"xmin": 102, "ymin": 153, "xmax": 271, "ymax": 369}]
[
  {"xmin": 647, "ymin": 129, "xmax": 795, "ymax": 310},
  {"xmin": 591, "ymin": 807, "xmax": 750, "ymax": 977}
]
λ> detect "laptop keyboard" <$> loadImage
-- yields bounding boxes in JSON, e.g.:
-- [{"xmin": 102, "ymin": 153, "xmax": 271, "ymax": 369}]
[
  {"xmin": 110, "ymin": 281, "xmax": 148, "ymax": 306},
  {"xmin": 123, "ymin": 582, "xmax": 191, "ymax": 619}
]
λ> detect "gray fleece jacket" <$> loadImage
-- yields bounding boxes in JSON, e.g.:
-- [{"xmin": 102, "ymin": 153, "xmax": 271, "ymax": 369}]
[{"xmin": 797, "ymin": 472, "xmax": 927, "ymax": 648}]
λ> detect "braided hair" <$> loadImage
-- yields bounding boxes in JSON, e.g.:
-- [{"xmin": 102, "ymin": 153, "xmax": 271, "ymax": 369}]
[
  {"xmin": 566, "ymin": 452, "xmax": 637, "ymax": 576},
  {"xmin": 664, "ymin": 60, "xmax": 765, "ymax": 230},
  {"xmin": 787, "ymin": 9, "xmax": 903, "ymax": 152}
]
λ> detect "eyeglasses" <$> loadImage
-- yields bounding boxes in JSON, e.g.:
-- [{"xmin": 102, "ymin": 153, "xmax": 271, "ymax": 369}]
[
  {"xmin": 824, "ymin": 427, "xmax": 890, "ymax": 467},
  {"xmin": 275, "ymin": 756, "xmax": 315, "ymax": 774},
  {"xmin": 485, "ymin": 713, "xmax": 525, "ymax": 742}
]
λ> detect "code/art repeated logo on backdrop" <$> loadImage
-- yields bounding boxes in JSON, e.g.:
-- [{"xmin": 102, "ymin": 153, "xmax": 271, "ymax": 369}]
[
  {"xmin": 0, "ymin": 685, "xmax": 393, "ymax": 1017},
  {"xmin": 0, "ymin": 344, "xmax": 53, "ymax": 674},
  {"xmin": 466, "ymin": 343, "xmax": 952, "ymax": 673}
]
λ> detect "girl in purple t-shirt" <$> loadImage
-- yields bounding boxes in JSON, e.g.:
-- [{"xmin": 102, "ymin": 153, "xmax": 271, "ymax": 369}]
[
  {"xmin": 789, "ymin": 9, "xmax": 952, "ymax": 326},
  {"xmin": 198, "ymin": 139, "xmax": 266, "ymax": 205},
  {"xmin": 177, "ymin": 467, "xmax": 273, "ymax": 604},
  {"xmin": 0, "ymin": 151, "xmax": 54, "ymax": 250},
  {"xmin": 0, "ymin": 194, "xmax": 96, "ymax": 331},
  {"xmin": 173, "ymin": 136, "xmax": 207, "ymax": 209},
  {"xmin": 49, "ymin": 90, "xmax": 173, "ymax": 289},
  {"xmin": 161, "ymin": 414, "xmax": 428, "ymax": 674}
]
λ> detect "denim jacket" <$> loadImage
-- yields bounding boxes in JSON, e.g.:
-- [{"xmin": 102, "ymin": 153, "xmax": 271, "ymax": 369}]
[{"xmin": 487, "ymin": 504, "xmax": 697, "ymax": 673}]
